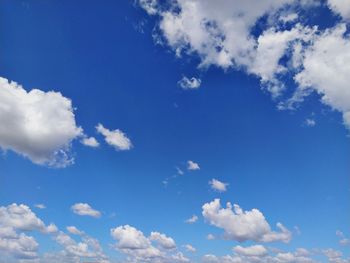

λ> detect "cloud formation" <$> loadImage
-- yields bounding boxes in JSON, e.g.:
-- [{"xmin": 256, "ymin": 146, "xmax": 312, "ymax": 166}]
[
  {"xmin": 187, "ymin": 160, "xmax": 200, "ymax": 170},
  {"xmin": 96, "ymin": 123, "xmax": 133, "ymax": 151},
  {"xmin": 71, "ymin": 203, "xmax": 101, "ymax": 218},
  {"xmin": 0, "ymin": 77, "xmax": 83, "ymax": 167},
  {"xmin": 202, "ymin": 199, "xmax": 292, "ymax": 243},
  {"xmin": 209, "ymin": 179, "xmax": 228, "ymax": 192},
  {"xmin": 139, "ymin": 0, "xmax": 350, "ymax": 132},
  {"xmin": 178, "ymin": 76, "xmax": 201, "ymax": 90}
]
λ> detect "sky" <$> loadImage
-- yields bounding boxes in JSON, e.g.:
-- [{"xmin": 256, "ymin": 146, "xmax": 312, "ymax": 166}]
[{"xmin": 0, "ymin": 0, "xmax": 349, "ymax": 262}]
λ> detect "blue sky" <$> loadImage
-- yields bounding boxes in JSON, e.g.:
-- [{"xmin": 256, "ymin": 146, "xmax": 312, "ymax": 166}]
[{"xmin": 0, "ymin": 1, "xmax": 349, "ymax": 262}]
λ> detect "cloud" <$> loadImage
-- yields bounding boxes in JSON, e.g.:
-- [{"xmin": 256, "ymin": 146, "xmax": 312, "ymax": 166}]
[
  {"xmin": 150, "ymin": 231, "xmax": 176, "ymax": 249},
  {"xmin": 304, "ymin": 118, "xmax": 316, "ymax": 127},
  {"xmin": 336, "ymin": 230, "xmax": 350, "ymax": 246},
  {"xmin": 0, "ymin": 203, "xmax": 57, "ymax": 234},
  {"xmin": 185, "ymin": 215, "xmax": 198, "ymax": 224},
  {"xmin": 0, "ymin": 77, "xmax": 83, "ymax": 167},
  {"xmin": 209, "ymin": 179, "xmax": 228, "ymax": 192},
  {"xmin": 66, "ymin": 226, "xmax": 83, "ymax": 235},
  {"xmin": 294, "ymin": 24, "xmax": 350, "ymax": 129},
  {"xmin": 233, "ymin": 245, "xmax": 268, "ymax": 257},
  {"xmin": 81, "ymin": 136, "xmax": 100, "ymax": 147},
  {"xmin": 96, "ymin": 123, "xmax": 132, "ymax": 151},
  {"xmin": 52, "ymin": 230, "xmax": 109, "ymax": 262},
  {"xmin": 34, "ymin": 204, "xmax": 46, "ymax": 209},
  {"xmin": 327, "ymin": 0, "xmax": 350, "ymax": 20},
  {"xmin": 202, "ymin": 199, "xmax": 292, "ymax": 243},
  {"xmin": 206, "ymin": 234, "xmax": 215, "ymax": 240},
  {"xmin": 139, "ymin": 0, "xmax": 350, "ymax": 133},
  {"xmin": 184, "ymin": 244, "xmax": 196, "ymax": 253},
  {"xmin": 178, "ymin": 76, "xmax": 201, "ymax": 90},
  {"xmin": 187, "ymin": 160, "xmax": 200, "ymax": 170},
  {"xmin": 71, "ymin": 203, "xmax": 101, "ymax": 218},
  {"xmin": 110, "ymin": 225, "xmax": 189, "ymax": 262},
  {"xmin": 323, "ymin": 248, "xmax": 350, "ymax": 263},
  {"xmin": 202, "ymin": 248, "xmax": 317, "ymax": 263},
  {"xmin": 0, "ymin": 204, "xmax": 57, "ymax": 260}
]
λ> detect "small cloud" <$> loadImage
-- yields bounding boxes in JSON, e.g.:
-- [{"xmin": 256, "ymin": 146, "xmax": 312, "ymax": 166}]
[
  {"xmin": 336, "ymin": 230, "xmax": 350, "ymax": 246},
  {"xmin": 184, "ymin": 244, "xmax": 196, "ymax": 253},
  {"xmin": 96, "ymin": 123, "xmax": 132, "ymax": 151},
  {"xmin": 71, "ymin": 203, "xmax": 101, "ymax": 218},
  {"xmin": 209, "ymin": 178, "xmax": 228, "ymax": 192},
  {"xmin": 178, "ymin": 76, "xmax": 201, "ymax": 90},
  {"xmin": 187, "ymin": 160, "xmax": 200, "ymax": 171},
  {"xmin": 34, "ymin": 204, "xmax": 46, "ymax": 209},
  {"xmin": 206, "ymin": 234, "xmax": 215, "ymax": 240},
  {"xmin": 81, "ymin": 136, "xmax": 100, "ymax": 147},
  {"xmin": 185, "ymin": 215, "xmax": 198, "ymax": 224},
  {"xmin": 66, "ymin": 226, "xmax": 83, "ymax": 235},
  {"xmin": 304, "ymin": 118, "xmax": 316, "ymax": 127},
  {"xmin": 176, "ymin": 166, "xmax": 184, "ymax": 175}
]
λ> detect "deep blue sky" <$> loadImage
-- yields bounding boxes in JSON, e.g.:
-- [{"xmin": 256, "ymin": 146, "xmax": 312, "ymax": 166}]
[{"xmin": 0, "ymin": 1, "xmax": 349, "ymax": 262}]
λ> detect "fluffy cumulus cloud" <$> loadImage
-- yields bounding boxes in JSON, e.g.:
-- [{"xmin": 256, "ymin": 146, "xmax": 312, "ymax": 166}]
[
  {"xmin": 71, "ymin": 203, "xmax": 101, "ymax": 218},
  {"xmin": 96, "ymin": 123, "xmax": 133, "ymax": 151},
  {"xmin": 139, "ymin": 0, "xmax": 350, "ymax": 132},
  {"xmin": 0, "ymin": 77, "xmax": 83, "ymax": 167},
  {"xmin": 178, "ymin": 76, "xmax": 201, "ymax": 89},
  {"xmin": 202, "ymin": 199, "xmax": 291, "ymax": 243},
  {"xmin": 110, "ymin": 225, "xmax": 189, "ymax": 262},
  {"xmin": 0, "ymin": 204, "xmax": 57, "ymax": 260},
  {"xmin": 209, "ymin": 178, "xmax": 228, "ymax": 192}
]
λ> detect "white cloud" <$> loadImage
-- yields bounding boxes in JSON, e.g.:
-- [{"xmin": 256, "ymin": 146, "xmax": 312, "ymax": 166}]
[
  {"xmin": 185, "ymin": 215, "xmax": 198, "ymax": 224},
  {"xmin": 139, "ymin": 0, "xmax": 350, "ymax": 133},
  {"xmin": 96, "ymin": 123, "xmax": 132, "ymax": 151},
  {"xmin": 336, "ymin": 230, "xmax": 350, "ymax": 246},
  {"xmin": 111, "ymin": 225, "xmax": 188, "ymax": 262},
  {"xmin": 0, "ymin": 204, "xmax": 57, "ymax": 260},
  {"xmin": 178, "ymin": 76, "xmax": 201, "ymax": 90},
  {"xmin": 0, "ymin": 203, "xmax": 57, "ymax": 234},
  {"xmin": 323, "ymin": 248, "xmax": 350, "ymax": 263},
  {"xmin": 34, "ymin": 204, "xmax": 46, "ymax": 209},
  {"xmin": 202, "ymin": 199, "xmax": 292, "ymax": 243},
  {"xmin": 209, "ymin": 179, "xmax": 228, "ymax": 192},
  {"xmin": 184, "ymin": 244, "xmax": 196, "ymax": 253},
  {"xmin": 304, "ymin": 118, "xmax": 316, "ymax": 127},
  {"xmin": 52, "ymin": 230, "xmax": 109, "ymax": 262},
  {"xmin": 66, "ymin": 226, "xmax": 83, "ymax": 235},
  {"xmin": 206, "ymin": 234, "xmax": 215, "ymax": 240},
  {"xmin": 81, "ymin": 136, "xmax": 99, "ymax": 147},
  {"xmin": 0, "ymin": 77, "xmax": 83, "ymax": 167},
  {"xmin": 233, "ymin": 245, "xmax": 268, "ymax": 257},
  {"xmin": 71, "ymin": 203, "xmax": 101, "ymax": 218},
  {"xmin": 328, "ymin": 0, "xmax": 350, "ymax": 20},
  {"xmin": 187, "ymin": 160, "xmax": 200, "ymax": 170},
  {"xmin": 294, "ymin": 24, "xmax": 350, "ymax": 129},
  {"xmin": 202, "ymin": 248, "xmax": 317, "ymax": 263},
  {"xmin": 150, "ymin": 231, "xmax": 176, "ymax": 249}
]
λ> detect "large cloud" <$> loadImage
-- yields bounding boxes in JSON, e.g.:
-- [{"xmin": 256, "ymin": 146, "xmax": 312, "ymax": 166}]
[
  {"xmin": 294, "ymin": 23, "xmax": 350, "ymax": 129},
  {"xmin": 0, "ymin": 77, "xmax": 83, "ymax": 167},
  {"xmin": 139, "ymin": 0, "xmax": 350, "ymax": 132},
  {"xmin": 202, "ymin": 199, "xmax": 291, "ymax": 243}
]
